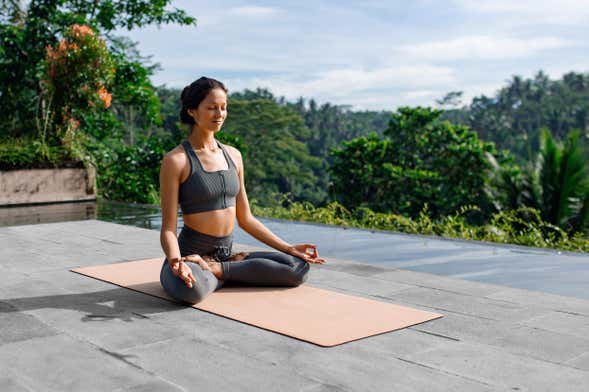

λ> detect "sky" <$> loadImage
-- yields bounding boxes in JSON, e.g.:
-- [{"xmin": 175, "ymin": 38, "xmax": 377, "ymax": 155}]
[{"xmin": 115, "ymin": 0, "xmax": 589, "ymax": 111}]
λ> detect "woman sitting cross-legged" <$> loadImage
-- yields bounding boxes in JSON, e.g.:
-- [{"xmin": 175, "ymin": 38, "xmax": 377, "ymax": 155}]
[{"xmin": 159, "ymin": 76, "xmax": 326, "ymax": 305}]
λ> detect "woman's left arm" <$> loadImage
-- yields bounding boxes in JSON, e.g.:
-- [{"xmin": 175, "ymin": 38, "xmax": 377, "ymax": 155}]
[{"xmin": 231, "ymin": 146, "xmax": 325, "ymax": 264}]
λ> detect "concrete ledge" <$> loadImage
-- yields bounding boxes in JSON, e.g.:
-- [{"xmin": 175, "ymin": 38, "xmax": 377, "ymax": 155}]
[{"xmin": 0, "ymin": 167, "xmax": 96, "ymax": 206}]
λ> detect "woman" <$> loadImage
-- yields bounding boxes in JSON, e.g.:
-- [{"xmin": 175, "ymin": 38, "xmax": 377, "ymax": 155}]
[{"xmin": 159, "ymin": 76, "xmax": 325, "ymax": 305}]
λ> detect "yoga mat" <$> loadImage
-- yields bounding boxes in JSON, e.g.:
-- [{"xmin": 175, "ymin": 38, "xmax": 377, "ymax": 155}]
[{"xmin": 71, "ymin": 258, "xmax": 443, "ymax": 347}]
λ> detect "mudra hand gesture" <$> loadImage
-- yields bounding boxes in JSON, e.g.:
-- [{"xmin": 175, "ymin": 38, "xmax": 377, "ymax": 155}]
[
  {"xmin": 169, "ymin": 255, "xmax": 213, "ymax": 288},
  {"xmin": 287, "ymin": 243, "xmax": 326, "ymax": 264}
]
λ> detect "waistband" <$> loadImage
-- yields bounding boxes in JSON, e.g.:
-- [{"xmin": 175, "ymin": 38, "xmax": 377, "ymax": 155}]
[{"xmin": 178, "ymin": 224, "xmax": 233, "ymax": 261}]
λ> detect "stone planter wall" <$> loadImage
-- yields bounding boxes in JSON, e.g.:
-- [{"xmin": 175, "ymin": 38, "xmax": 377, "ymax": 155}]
[{"xmin": 0, "ymin": 167, "xmax": 96, "ymax": 206}]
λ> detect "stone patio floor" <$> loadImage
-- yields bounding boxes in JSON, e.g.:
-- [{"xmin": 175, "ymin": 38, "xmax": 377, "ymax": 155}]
[{"xmin": 1, "ymin": 220, "xmax": 589, "ymax": 391}]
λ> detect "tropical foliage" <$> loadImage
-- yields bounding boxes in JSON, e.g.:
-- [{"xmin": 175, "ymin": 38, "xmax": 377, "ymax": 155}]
[
  {"xmin": 0, "ymin": 0, "xmax": 194, "ymax": 139},
  {"xmin": 442, "ymin": 71, "xmax": 589, "ymax": 162},
  {"xmin": 222, "ymin": 95, "xmax": 324, "ymax": 206},
  {"xmin": 252, "ymin": 198, "xmax": 589, "ymax": 253},
  {"xmin": 490, "ymin": 129, "xmax": 589, "ymax": 233},
  {"xmin": 329, "ymin": 107, "xmax": 496, "ymax": 218},
  {"xmin": 40, "ymin": 23, "xmax": 115, "ymax": 160}
]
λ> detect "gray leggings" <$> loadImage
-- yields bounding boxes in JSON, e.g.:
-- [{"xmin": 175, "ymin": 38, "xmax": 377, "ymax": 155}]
[{"xmin": 160, "ymin": 225, "xmax": 310, "ymax": 305}]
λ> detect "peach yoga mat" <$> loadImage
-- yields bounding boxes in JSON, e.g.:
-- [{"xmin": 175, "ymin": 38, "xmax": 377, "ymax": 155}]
[{"xmin": 71, "ymin": 258, "xmax": 443, "ymax": 347}]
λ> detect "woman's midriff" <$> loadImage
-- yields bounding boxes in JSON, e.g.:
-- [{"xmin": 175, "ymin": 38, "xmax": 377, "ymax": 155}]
[{"xmin": 182, "ymin": 206, "xmax": 236, "ymax": 237}]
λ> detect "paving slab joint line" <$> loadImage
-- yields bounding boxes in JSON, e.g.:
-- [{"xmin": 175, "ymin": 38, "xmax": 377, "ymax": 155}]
[
  {"xmin": 462, "ymin": 339, "xmax": 589, "ymax": 372},
  {"xmin": 401, "ymin": 284, "xmax": 522, "ymax": 304},
  {"xmin": 49, "ymin": 328, "xmax": 187, "ymax": 391},
  {"xmin": 507, "ymin": 322, "xmax": 589, "ymax": 357},
  {"xmin": 564, "ymin": 351, "xmax": 589, "ymax": 367},
  {"xmin": 185, "ymin": 337, "xmax": 337, "ymax": 389},
  {"xmin": 119, "ymin": 335, "xmax": 179, "ymax": 354},
  {"xmin": 0, "ymin": 366, "xmax": 37, "ymax": 392},
  {"xmin": 369, "ymin": 294, "xmax": 498, "ymax": 321},
  {"xmin": 554, "ymin": 309, "xmax": 587, "ymax": 316},
  {"xmin": 96, "ymin": 347, "xmax": 189, "ymax": 392},
  {"xmin": 408, "ymin": 283, "xmax": 503, "ymax": 298},
  {"xmin": 394, "ymin": 357, "xmax": 495, "ymax": 388},
  {"xmin": 409, "ymin": 327, "xmax": 461, "ymax": 342},
  {"xmin": 327, "ymin": 264, "xmax": 511, "ymax": 299},
  {"xmin": 298, "ymin": 379, "xmax": 355, "ymax": 392}
]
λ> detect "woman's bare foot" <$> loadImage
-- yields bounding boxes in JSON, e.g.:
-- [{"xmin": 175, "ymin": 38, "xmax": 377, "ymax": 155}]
[
  {"xmin": 228, "ymin": 252, "xmax": 249, "ymax": 261},
  {"xmin": 201, "ymin": 255, "xmax": 224, "ymax": 280},
  {"xmin": 200, "ymin": 253, "xmax": 249, "ymax": 281}
]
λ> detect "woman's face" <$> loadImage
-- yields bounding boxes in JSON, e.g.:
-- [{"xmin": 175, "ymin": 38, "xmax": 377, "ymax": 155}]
[{"xmin": 188, "ymin": 88, "xmax": 228, "ymax": 132}]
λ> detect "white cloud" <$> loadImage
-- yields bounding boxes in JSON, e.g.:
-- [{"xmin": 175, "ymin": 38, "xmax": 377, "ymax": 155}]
[
  {"xmin": 224, "ymin": 65, "xmax": 457, "ymax": 110},
  {"xmin": 229, "ymin": 6, "xmax": 278, "ymax": 17},
  {"xmin": 406, "ymin": 90, "xmax": 438, "ymax": 99},
  {"xmin": 456, "ymin": 0, "xmax": 589, "ymax": 25},
  {"xmin": 400, "ymin": 35, "xmax": 572, "ymax": 61},
  {"xmin": 119, "ymin": 1, "xmax": 589, "ymax": 110}
]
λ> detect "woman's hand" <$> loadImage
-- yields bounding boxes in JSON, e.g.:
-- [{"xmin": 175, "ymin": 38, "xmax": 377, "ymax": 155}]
[
  {"xmin": 169, "ymin": 259, "xmax": 197, "ymax": 288},
  {"xmin": 287, "ymin": 244, "xmax": 326, "ymax": 264}
]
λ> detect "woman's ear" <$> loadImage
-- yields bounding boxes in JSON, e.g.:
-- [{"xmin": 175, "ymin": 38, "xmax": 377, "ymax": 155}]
[{"xmin": 187, "ymin": 108, "xmax": 198, "ymax": 123}]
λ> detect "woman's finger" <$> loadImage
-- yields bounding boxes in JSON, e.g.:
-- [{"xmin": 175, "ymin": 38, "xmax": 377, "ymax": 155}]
[
  {"xmin": 297, "ymin": 250, "xmax": 325, "ymax": 264},
  {"xmin": 184, "ymin": 268, "xmax": 197, "ymax": 287},
  {"xmin": 301, "ymin": 243, "xmax": 318, "ymax": 258},
  {"xmin": 306, "ymin": 254, "xmax": 326, "ymax": 264}
]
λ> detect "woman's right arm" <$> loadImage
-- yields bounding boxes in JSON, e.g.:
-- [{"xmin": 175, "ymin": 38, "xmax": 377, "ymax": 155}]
[{"xmin": 159, "ymin": 152, "xmax": 196, "ymax": 287}]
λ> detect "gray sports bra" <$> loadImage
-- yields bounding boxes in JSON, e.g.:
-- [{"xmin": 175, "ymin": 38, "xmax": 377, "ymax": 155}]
[{"xmin": 178, "ymin": 139, "xmax": 240, "ymax": 214}]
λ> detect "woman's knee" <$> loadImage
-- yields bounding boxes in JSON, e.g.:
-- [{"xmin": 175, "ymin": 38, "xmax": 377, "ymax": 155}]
[
  {"xmin": 180, "ymin": 284, "xmax": 209, "ymax": 305},
  {"xmin": 160, "ymin": 261, "xmax": 210, "ymax": 305},
  {"xmin": 288, "ymin": 256, "xmax": 310, "ymax": 286}
]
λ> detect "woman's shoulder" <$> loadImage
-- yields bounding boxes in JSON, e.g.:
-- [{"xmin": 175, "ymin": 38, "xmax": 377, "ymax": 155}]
[
  {"xmin": 219, "ymin": 141, "xmax": 242, "ymax": 159},
  {"xmin": 161, "ymin": 143, "xmax": 189, "ymax": 170}
]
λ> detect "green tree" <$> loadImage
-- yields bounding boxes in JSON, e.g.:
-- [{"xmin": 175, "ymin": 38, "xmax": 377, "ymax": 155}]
[
  {"xmin": 446, "ymin": 70, "xmax": 589, "ymax": 162},
  {"xmin": 0, "ymin": 0, "xmax": 195, "ymax": 138},
  {"xmin": 526, "ymin": 129, "xmax": 589, "ymax": 232},
  {"xmin": 330, "ymin": 107, "xmax": 496, "ymax": 218},
  {"xmin": 222, "ymin": 96, "xmax": 324, "ymax": 206},
  {"xmin": 41, "ymin": 24, "xmax": 116, "ymax": 152},
  {"xmin": 489, "ymin": 129, "xmax": 589, "ymax": 233}
]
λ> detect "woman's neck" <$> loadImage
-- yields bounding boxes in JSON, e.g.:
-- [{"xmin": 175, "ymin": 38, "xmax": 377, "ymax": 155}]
[{"xmin": 188, "ymin": 129, "xmax": 217, "ymax": 150}]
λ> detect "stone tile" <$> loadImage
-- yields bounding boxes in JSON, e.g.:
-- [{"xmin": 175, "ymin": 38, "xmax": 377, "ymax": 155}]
[
  {"xmin": 121, "ymin": 336, "xmax": 321, "ymax": 392},
  {"xmin": 122, "ymin": 335, "xmax": 493, "ymax": 392},
  {"xmin": 0, "ymin": 375, "xmax": 34, "ymax": 392},
  {"xmin": 0, "ymin": 334, "xmax": 171, "ymax": 392},
  {"xmin": 519, "ymin": 311, "xmax": 589, "ymax": 340},
  {"xmin": 112, "ymin": 379, "xmax": 184, "ymax": 392},
  {"xmin": 405, "ymin": 340, "xmax": 589, "ymax": 391},
  {"xmin": 306, "ymin": 268, "xmax": 415, "ymax": 298},
  {"xmin": 21, "ymin": 304, "xmax": 176, "ymax": 352},
  {"xmin": 487, "ymin": 288, "xmax": 589, "ymax": 316},
  {"xmin": 377, "ymin": 268, "xmax": 506, "ymax": 297},
  {"xmin": 566, "ymin": 352, "xmax": 589, "ymax": 371},
  {"xmin": 0, "ymin": 301, "xmax": 59, "ymax": 344},
  {"xmin": 391, "ymin": 287, "xmax": 546, "ymax": 322},
  {"xmin": 413, "ymin": 311, "xmax": 589, "ymax": 364},
  {"xmin": 317, "ymin": 260, "xmax": 395, "ymax": 277},
  {"xmin": 3, "ymin": 219, "xmax": 589, "ymax": 391}
]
